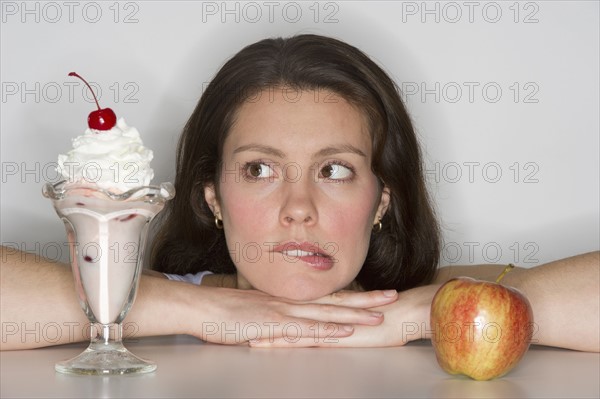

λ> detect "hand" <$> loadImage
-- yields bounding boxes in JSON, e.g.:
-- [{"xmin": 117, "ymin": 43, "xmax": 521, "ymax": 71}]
[
  {"xmin": 183, "ymin": 286, "xmax": 400, "ymax": 345},
  {"xmin": 248, "ymin": 284, "xmax": 441, "ymax": 348}
]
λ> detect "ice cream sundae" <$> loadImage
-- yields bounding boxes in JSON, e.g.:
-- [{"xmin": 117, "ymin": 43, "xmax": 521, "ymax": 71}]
[{"xmin": 44, "ymin": 72, "xmax": 174, "ymax": 375}]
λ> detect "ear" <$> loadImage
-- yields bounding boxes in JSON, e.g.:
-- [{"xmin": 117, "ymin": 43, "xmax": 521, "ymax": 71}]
[
  {"xmin": 204, "ymin": 184, "xmax": 221, "ymax": 216},
  {"xmin": 374, "ymin": 186, "xmax": 391, "ymax": 223}
]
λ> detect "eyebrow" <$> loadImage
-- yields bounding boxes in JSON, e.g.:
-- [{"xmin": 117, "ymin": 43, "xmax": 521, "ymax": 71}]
[
  {"xmin": 315, "ymin": 144, "xmax": 367, "ymax": 158},
  {"xmin": 233, "ymin": 144, "xmax": 286, "ymax": 158},
  {"xmin": 233, "ymin": 143, "xmax": 367, "ymax": 159}
]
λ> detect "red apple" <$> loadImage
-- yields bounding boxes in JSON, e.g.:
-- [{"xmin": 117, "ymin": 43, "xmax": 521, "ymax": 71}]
[{"xmin": 430, "ymin": 267, "xmax": 534, "ymax": 381}]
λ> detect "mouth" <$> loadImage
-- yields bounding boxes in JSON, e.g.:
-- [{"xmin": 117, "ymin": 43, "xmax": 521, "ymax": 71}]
[{"xmin": 272, "ymin": 242, "xmax": 335, "ymax": 270}]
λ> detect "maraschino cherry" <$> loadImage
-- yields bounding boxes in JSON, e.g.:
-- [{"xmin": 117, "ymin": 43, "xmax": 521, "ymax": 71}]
[{"xmin": 68, "ymin": 72, "xmax": 117, "ymax": 131}]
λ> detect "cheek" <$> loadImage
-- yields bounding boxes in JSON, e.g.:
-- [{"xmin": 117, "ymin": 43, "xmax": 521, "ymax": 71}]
[
  {"xmin": 322, "ymin": 182, "xmax": 380, "ymax": 234},
  {"xmin": 327, "ymin": 201, "xmax": 373, "ymax": 233},
  {"xmin": 320, "ymin": 186, "xmax": 381, "ymax": 269},
  {"xmin": 219, "ymin": 184, "xmax": 271, "ymax": 239}
]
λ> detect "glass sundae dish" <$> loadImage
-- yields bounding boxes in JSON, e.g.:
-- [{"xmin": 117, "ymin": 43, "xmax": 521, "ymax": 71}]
[{"xmin": 44, "ymin": 73, "xmax": 174, "ymax": 374}]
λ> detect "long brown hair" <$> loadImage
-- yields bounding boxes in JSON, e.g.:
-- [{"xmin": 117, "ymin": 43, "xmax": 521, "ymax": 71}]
[{"xmin": 152, "ymin": 34, "xmax": 440, "ymax": 291}]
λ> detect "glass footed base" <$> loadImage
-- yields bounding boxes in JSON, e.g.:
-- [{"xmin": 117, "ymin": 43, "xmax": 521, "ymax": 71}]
[{"xmin": 55, "ymin": 341, "xmax": 156, "ymax": 375}]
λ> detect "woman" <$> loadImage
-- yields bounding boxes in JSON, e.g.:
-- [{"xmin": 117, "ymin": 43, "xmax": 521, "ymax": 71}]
[
  {"xmin": 1, "ymin": 35, "xmax": 598, "ymax": 351},
  {"xmin": 152, "ymin": 34, "xmax": 439, "ymax": 300}
]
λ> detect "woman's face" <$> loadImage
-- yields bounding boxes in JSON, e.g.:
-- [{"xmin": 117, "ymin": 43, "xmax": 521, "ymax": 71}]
[{"xmin": 205, "ymin": 88, "xmax": 389, "ymax": 300}]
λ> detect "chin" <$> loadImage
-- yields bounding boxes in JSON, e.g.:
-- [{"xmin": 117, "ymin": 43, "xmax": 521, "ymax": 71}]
[{"xmin": 277, "ymin": 290, "xmax": 325, "ymax": 302}]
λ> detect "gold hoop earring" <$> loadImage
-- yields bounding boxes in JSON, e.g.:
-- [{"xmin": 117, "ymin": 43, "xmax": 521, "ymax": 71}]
[
  {"xmin": 373, "ymin": 219, "xmax": 382, "ymax": 233},
  {"xmin": 215, "ymin": 215, "xmax": 223, "ymax": 230}
]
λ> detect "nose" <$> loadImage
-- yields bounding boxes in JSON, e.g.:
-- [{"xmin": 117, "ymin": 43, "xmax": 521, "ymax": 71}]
[{"xmin": 279, "ymin": 179, "xmax": 318, "ymax": 227}]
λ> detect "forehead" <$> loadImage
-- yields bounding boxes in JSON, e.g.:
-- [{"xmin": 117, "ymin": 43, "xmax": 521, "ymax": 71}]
[{"xmin": 225, "ymin": 88, "xmax": 372, "ymax": 156}]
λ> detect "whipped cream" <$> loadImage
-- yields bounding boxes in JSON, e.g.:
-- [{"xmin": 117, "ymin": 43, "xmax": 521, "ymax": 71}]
[{"xmin": 57, "ymin": 118, "xmax": 154, "ymax": 192}]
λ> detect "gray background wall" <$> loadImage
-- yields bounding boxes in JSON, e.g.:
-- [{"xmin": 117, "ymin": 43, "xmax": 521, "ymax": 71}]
[{"xmin": 1, "ymin": 1, "xmax": 598, "ymax": 267}]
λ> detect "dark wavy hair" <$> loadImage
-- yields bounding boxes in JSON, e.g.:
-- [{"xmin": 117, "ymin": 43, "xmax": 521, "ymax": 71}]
[{"xmin": 151, "ymin": 34, "xmax": 440, "ymax": 292}]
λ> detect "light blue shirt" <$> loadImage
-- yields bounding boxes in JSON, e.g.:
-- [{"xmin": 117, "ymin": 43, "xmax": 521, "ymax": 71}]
[{"xmin": 163, "ymin": 270, "xmax": 214, "ymax": 285}]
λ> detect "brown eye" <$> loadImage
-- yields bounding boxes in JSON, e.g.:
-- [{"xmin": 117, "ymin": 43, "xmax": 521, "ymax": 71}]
[
  {"xmin": 321, "ymin": 165, "xmax": 333, "ymax": 178},
  {"xmin": 319, "ymin": 163, "xmax": 353, "ymax": 181},
  {"xmin": 245, "ymin": 162, "xmax": 275, "ymax": 179},
  {"xmin": 248, "ymin": 163, "xmax": 263, "ymax": 178}
]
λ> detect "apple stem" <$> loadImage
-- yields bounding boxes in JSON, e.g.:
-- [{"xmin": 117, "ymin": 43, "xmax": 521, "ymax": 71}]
[
  {"xmin": 68, "ymin": 72, "xmax": 101, "ymax": 111},
  {"xmin": 495, "ymin": 263, "xmax": 515, "ymax": 283}
]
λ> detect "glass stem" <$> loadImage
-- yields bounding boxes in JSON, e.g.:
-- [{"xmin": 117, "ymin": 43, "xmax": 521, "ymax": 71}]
[{"xmin": 90, "ymin": 322, "xmax": 123, "ymax": 349}]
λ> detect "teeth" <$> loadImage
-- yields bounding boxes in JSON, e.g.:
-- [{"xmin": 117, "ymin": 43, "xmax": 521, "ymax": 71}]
[{"xmin": 281, "ymin": 250, "xmax": 322, "ymax": 257}]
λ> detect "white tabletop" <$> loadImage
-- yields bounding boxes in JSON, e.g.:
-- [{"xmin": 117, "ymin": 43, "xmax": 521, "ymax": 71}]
[{"xmin": 1, "ymin": 335, "xmax": 599, "ymax": 398}]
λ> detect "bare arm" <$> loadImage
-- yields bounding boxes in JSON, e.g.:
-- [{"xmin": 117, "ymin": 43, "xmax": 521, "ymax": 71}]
[
  {"xmin": 0, "ymin": 246, "xmax": 398, "ymax": 350},
  {"xmin": 252, "ymin": 251, "xmax": 600, "ymax": 352},
  {"xmin": 1, "ymin": 248, "xmax": 88, "ymax": 347},
  {"xmin": 498, "ymin": 251, "xmax": 599, "ymax": 351},
  {"xmin": 432, "ymin": 251, "xmax": 599, "ymax": 351},
  {"xmin": 0, "ymin": 246, "xmax": 190, "ymax": 349}
]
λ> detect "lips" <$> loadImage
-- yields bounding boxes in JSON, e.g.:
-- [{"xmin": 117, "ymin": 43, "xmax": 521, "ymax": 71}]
[{"xmin": 271, "ymin": 242, "xmax": 335, "ymax": 270}]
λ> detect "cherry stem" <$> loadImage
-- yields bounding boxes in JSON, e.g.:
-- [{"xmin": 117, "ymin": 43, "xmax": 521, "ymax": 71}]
[
  {"xmin": 68, "ymin": 72, "xmax": 101, "ymax": 110},
  {"xmin": 495, "ymin": 263, "xmax": 515, "ymax": 283}
]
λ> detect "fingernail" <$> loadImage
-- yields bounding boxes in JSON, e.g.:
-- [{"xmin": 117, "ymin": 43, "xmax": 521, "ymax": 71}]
[
  {"xmin": 370, "ymin": 312, "xmax": 383, "ymax": 318},
  {"xmin": 383, "ymin": 290, "xmax": 397, "ymax": 297},
  {"xmin": 343, "ymin": 325, "xmax": 354, "ymax": 332},
  {"xmin": 249, "ymin": 339, "xmax": 261, "ymax": 345}
]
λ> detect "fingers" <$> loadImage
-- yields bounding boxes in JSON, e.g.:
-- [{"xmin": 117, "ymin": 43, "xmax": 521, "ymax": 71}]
[
  {"xmin": 200, "ymin": 320, "xmax": 355, "ymax": 345},
  {"xmin": 266, "ymin": 320, "xmax": 355, "ymax": 342},
  {"xmin": 249, "ymin": 335, "xmax": 367, "ymax": 348},
  {"xmin": 310, "ymin": 289, "xmax": 398, "ymax": 308},
  {"xmin": 250, "ymin": 322, "xmax": 356, "ymax": 347},
  {"xmin": 285, "ymin": 303, "xmax": 385, "ymax": 326},
  {"xmin": 250, "ymin": 337, "xmax": 340, "ymax": 348},
  {"xmin": 248, "ymin": 325, "xmax": 393, "ymax": 348}
]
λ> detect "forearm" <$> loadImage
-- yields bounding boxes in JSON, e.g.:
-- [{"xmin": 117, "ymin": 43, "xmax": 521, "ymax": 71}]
[
  {"xmin": 435, "ymin": 251, "xmax": 599, "ymax": 352},
  {"xmin": 0, "ymin": 246, "xmax": 189, "ymax": 350},
  {"xmin": 1, "ymin": 247, "xmax": 87, "ymax": 349},
  {"xmin": 502, "ymin": 251, "xmax": 599, "ymax": 352}
]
